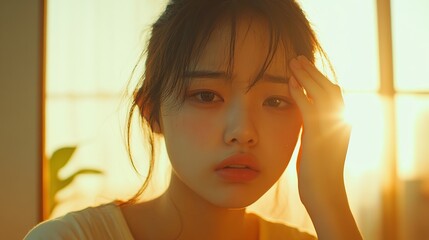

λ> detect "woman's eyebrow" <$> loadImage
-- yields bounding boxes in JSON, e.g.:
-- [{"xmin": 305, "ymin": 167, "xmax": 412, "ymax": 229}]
[
  {"xmin": 263, "ymin": 74, "xmax": 289, "ymax": 84},
  {"xmin": 183, "ymin": 70, "xmax": 228, "ymax": 79},
  {"xmin": 183, "ymin": 70, "xmax": 288, "ymax": 84}
]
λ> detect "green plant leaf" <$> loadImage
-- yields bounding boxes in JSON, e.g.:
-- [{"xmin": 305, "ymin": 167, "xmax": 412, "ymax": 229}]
[{"xmin": 48, "ymin": 146, "xmax": 103, "ymax": 214}]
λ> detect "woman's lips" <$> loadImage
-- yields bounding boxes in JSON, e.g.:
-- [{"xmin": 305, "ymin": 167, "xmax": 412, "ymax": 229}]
[{"xmin": 215, "ymin": 153, "xmax": 260, "ymax": 182}]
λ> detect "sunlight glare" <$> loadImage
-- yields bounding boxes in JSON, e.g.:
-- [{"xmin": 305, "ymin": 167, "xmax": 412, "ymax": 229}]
[{"xmin": 343, "ymin": 94, "xmax": 384, "ymax": 175}]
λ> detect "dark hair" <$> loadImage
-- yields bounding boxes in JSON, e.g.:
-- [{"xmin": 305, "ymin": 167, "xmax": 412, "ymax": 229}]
[{"xmin": 126, "ymin": 0, "xmax": 329, "ymax": 203}]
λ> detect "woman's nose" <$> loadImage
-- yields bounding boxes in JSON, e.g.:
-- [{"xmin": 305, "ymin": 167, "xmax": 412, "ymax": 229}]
[{"xmin": 223, "ymin": 101, "xmax": 258, "ymax": 147}]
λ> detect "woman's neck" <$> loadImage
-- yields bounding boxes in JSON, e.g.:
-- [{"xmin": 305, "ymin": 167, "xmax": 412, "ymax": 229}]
[
  {"xmin": 160, "ymin": 174, "xmax": 259, "ymax": 240},
  {"xmin": 121, "ymin": 174, "xmax": 259, "ymax": 240}
]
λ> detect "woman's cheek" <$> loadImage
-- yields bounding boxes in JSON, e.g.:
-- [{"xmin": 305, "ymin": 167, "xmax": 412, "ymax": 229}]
[
  {"xmin": 265, "ymin": 113, "xmax": 301, "ymax": 145},
  {"xmin": 177, "ymin": 109, "xmax": 221, "ymax": 146}
]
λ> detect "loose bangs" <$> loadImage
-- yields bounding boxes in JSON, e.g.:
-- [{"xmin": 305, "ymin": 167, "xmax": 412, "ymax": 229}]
[{"xmin": 145, "ymin": 0, "xmax": 323, "ymax": 106}]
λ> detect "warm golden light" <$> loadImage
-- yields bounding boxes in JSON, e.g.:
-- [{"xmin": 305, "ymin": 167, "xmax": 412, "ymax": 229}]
[
  {"xmin": 343, "ymin": 94, "xmax": 385, "ymax": 174},
  {"xmin": 391, "ymin": 0, "xmax": 429, "ymax": 91},
  {"xmin": 45, "ymin": 0, "xmax": 429, "ymax": 239},
  {"xmin": 396, "ymin": 96, "xmax": 429, "ymax": 180}
]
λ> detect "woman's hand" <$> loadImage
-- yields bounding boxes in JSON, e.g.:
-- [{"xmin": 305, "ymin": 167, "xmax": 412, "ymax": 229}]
[
  {"xmin": 289, "ymin": 55, "xmax": 362, "ymax": 240},
  {"xmin": 289, "ymin": 55, "xmax": 349, "ymax": 202}
]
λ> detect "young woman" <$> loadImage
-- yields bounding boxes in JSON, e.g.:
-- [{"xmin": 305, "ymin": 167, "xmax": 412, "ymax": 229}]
[{"xmin": 26, "ymin": 0, "xmax": 362, "ymax": 239}]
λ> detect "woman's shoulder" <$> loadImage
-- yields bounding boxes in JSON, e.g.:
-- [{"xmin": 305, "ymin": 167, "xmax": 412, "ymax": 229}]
[
  {"xmin": 24, "ymin": 216, "xmax": 77, "ymax": 240},
  {"xmin": 252, "ymin": 213, "xmax": 317, "ymax": 240},
  {"xmin": 24, "ymin": 202, "xmax": 134, "ymax": 240}
]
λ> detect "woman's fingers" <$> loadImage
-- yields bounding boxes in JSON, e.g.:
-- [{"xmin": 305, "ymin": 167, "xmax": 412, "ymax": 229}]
[
  {"xmin": 290, "ymin": 56, "xmax": 345, "ymax": 110},
  {"xmin": 289, "ymin": 76, "xmax": 311, "ymax": 113},
  {"xmin": 291, "ymin": 56, "xmax": 343, "ymax": 102},
  {"xmin": 289, "ymin": 55, "xmax": 348, "ymax": 134},
  {"xmin": 289, "ymin": 58, "xmax": 324, "ymax": 101},
  {"xmin": 296, "ymin": 56, "xmax": 334, "ymax": 91}
]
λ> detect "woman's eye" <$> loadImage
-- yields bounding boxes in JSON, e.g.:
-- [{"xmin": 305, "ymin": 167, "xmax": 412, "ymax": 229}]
[
  {"xmin": 189, "ymin": 91, "xmax": 223, "ymax": 103},
  {"xmin": 263, "ymin": 97, "xmax": 291, "ymax": 108}
]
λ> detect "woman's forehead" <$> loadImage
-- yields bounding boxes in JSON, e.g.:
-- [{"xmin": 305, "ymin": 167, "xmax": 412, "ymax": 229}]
[{"xmin": 192, "ymin": 15, "xmax": 291, "ymax": 76}]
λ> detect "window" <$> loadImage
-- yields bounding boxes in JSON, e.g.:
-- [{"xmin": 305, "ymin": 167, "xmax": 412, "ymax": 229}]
[
  {"xmin": 45, "ymin": 0, "xmax": 429, "ymax": 239},
  {"xmin": 45, "ymin": 0, "xmax": 168, "ymax": 218},
  {"xmin": 391, "ymin": 1, "xmax": 429, "ymax": 239}
]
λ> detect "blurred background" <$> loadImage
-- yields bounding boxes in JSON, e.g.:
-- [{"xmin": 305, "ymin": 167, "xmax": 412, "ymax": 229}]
[{"xmin": 1, "ymin": 0, "xmax": 428, "ymax": 239}]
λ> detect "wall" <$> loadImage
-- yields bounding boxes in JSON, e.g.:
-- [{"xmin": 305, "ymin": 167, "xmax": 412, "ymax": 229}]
[{"xmin": 0, "ymin": 0, "xmax": 43, "ymax": 238}]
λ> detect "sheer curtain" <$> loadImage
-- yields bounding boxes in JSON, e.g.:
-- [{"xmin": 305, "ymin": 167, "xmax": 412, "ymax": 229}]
[
  {"xmin": 45, "ymin": 0, "xmax": 168, "ymax": 217},
  {"xmin": 45, "ymin": 0, "xmax": 429, "ymax": 239}
]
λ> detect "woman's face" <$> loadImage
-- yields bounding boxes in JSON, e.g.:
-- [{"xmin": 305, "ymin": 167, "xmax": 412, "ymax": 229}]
[{"xmin": 159, "ymin": 15, "xmax": 302, "ymax": 208}]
